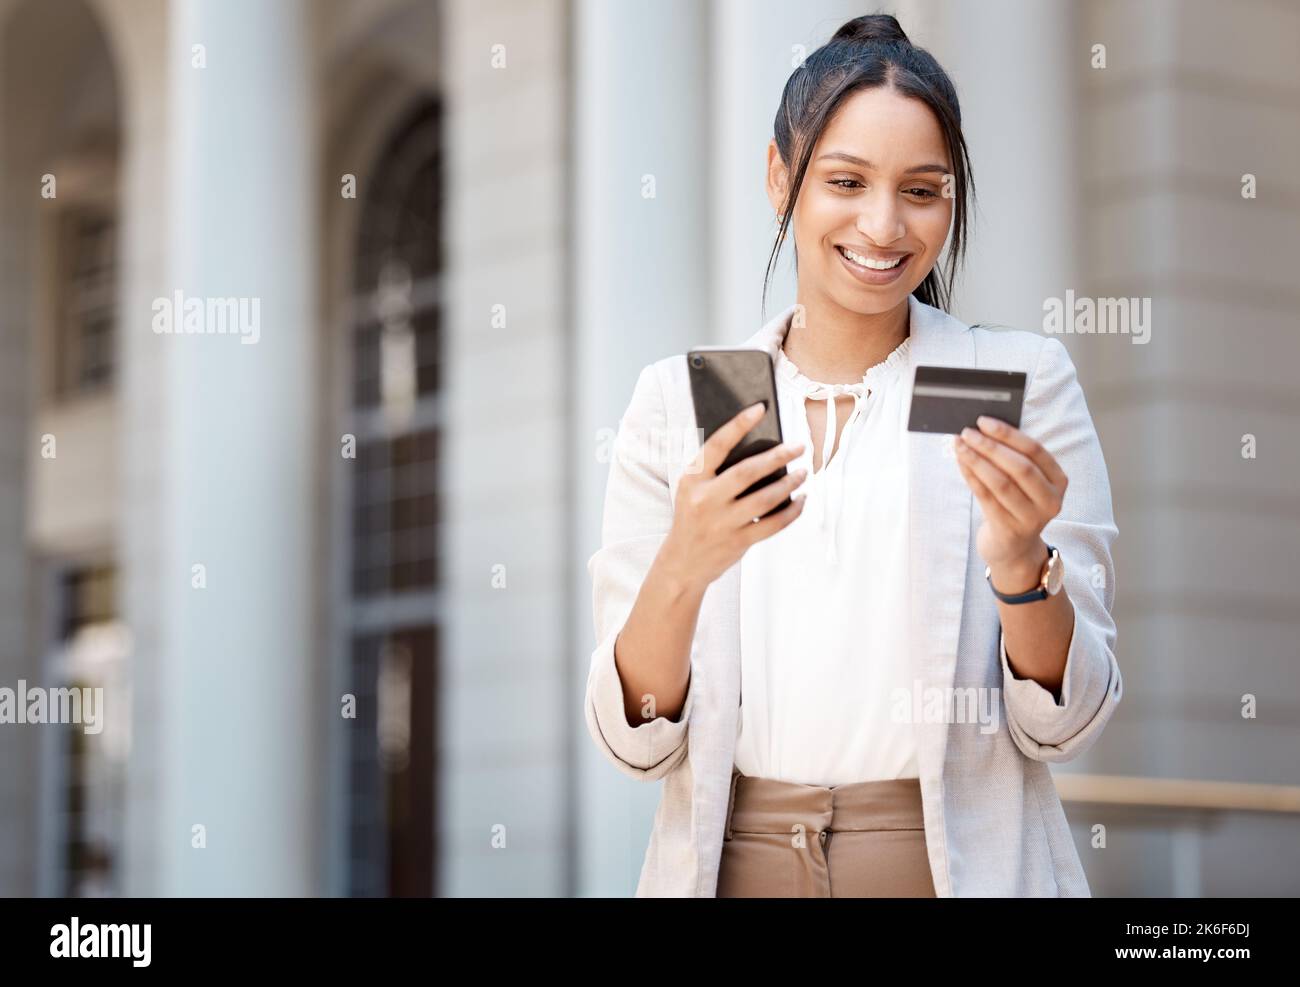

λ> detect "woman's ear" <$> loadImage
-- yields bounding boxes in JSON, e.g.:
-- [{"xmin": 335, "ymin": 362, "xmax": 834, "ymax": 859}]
[{"xmin": 765, "ymin": 138, "xmax": 789, "ymax": 215}]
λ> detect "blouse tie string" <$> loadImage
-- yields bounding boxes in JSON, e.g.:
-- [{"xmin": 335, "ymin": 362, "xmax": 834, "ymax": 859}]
[
  {"xmin": 774, "ymin": 334, "xmax": 911, "ymax": 565},
  {"xmin": 797, "ymin": 380, "xmax": 870, "ymax": 565}
]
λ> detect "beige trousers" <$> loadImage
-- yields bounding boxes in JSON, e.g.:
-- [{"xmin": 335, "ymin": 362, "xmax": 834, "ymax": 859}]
[{"xmin": 716, "ymin": 766, "xmax": 937, "ymax": 898}]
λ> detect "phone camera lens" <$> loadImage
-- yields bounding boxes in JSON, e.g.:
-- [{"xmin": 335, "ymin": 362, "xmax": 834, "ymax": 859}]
[{"xmin": 690, "ymin": 355, "xmax": 704, "ymax": 369}]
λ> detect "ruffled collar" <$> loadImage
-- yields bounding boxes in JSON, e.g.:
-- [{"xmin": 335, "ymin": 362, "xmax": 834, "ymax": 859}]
[
  {"xmin": 774, "ymin": 333, "xmax": 911, "ymax": 566},
  {"xmin": 775, "ymin": 335, "xmax": 911, "ymax": 398}
]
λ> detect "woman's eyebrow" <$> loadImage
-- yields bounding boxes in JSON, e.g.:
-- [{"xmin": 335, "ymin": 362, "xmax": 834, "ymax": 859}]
[{"xmin": 817, "ymin": 151, "xmax": 949, "ymax": 175}]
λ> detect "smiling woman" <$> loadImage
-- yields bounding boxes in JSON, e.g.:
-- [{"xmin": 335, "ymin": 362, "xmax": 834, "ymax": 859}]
[
  {"xmin": 763, "ymin": 14, "xmax": 973, "ymax": 319},
  {"xmin": 585, "ymin": 12, "xmax": 1122, "ymax": 899}
]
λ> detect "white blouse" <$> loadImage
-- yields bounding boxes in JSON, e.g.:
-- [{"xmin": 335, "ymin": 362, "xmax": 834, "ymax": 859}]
[{"xmin": 733, "ymin": 330, "xmax": 918, "ymax": 788}]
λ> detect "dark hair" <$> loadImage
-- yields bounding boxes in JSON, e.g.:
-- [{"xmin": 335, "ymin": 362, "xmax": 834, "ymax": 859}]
[{"xmin": 763, "ymin": 13, "xmax": 975, "ymax": 316}]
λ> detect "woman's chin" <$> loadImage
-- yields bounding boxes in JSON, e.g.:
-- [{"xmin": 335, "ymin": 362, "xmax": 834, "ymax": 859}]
[{"xmin": 828, "ymin": 281, "xmax": 913, "ymax": 316}]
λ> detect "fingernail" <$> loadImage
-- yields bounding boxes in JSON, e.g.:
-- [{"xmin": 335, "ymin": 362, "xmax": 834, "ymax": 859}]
[
  {"xmin": 977, "ymin": 415, "xmax": 997, "ymax": 430},
  {"xmin": 960, "ymin": 427, "xmax": 975, "ymax": 441},
  {"xmin": 747, "ymin": 402, "xmax": 765, "ymax": 417}
]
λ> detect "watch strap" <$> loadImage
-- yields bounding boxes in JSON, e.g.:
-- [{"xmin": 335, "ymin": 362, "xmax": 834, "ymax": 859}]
[{"xmin": 985, "ymin": 544, "xmax": 1055, "ymax": 604}]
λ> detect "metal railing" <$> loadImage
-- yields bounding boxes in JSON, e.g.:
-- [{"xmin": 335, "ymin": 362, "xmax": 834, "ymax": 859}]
[{"xmin": 1056, "ymin": 773, "xmax": 1300, "ymax": 813}]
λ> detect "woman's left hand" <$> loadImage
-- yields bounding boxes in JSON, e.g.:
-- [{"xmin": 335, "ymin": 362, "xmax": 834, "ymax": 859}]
[{"xmin": 954, "ymin": 415, "xmax": 1068, "ymax": 571}]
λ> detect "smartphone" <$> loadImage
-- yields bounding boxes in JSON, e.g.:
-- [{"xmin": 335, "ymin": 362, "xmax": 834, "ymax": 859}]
[{"xmin": 686, "ymin": 347, "xmax": 791, "ymax": 519}]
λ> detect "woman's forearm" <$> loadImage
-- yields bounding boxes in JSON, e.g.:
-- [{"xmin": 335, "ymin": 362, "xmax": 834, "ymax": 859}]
[
  {"xmin": 989, "ymin": 543, "xmax": 1075, "ymax": 700},
  {"xmin": 612, "ymin": 553, "xmax": 706, "ymax": 728}
]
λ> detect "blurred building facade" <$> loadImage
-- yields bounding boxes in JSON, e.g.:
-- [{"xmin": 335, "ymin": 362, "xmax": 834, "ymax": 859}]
[
  {"xmin": 0, "ymin": 0, "xmax": 454, "ymax": 896},
  {"xmin": 0, "ymin": 0, "xmax": 1295, "ymax": 897}
]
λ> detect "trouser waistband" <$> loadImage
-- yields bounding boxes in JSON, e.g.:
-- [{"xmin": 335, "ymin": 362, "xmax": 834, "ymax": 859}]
[{"xmin": 724, "ymin": 766, "xmax": 926, "ymax": 840}]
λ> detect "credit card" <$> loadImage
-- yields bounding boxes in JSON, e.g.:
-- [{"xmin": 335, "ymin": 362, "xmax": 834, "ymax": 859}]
[{"xmin": 907, "ymin": 365, "xmax": 1027, "ymax": 434}]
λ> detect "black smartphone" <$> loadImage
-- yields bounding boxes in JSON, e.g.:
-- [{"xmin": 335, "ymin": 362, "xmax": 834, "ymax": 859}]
[{"xmin": 686, "ymin": 348, "xmax": 791, "ymax": 520}]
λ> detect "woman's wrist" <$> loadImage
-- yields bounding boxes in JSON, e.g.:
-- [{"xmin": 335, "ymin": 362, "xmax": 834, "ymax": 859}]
[
  {"xmin": 652, "ymin": 546, "xmax": 709, "ymax": 602},
  {"xmin": 986, "ymin": 539, "xmax": 1048, "ymax": 595}
]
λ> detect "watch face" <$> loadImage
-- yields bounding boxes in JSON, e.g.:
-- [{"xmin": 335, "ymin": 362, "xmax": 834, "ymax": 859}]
[{"xmin": 1044, "ymin": 550, "xmax": 1064, "ymax": 595}]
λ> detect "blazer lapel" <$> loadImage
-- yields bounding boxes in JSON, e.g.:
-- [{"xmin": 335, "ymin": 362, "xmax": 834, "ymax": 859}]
[{"xmin": 901, "ymin": 296, "xmax": 974, "ymax": 798}]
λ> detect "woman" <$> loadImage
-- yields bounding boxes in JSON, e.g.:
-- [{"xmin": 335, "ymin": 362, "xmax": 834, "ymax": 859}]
[{"xmin": 584, "ymin": 13, "xmax": 1121, "ymax": 897}]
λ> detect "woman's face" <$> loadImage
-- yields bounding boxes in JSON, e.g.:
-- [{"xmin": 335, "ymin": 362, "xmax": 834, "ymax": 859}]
[{"xmin": 768, "ymin": 85, "xmax": 954, "ymax": 316}]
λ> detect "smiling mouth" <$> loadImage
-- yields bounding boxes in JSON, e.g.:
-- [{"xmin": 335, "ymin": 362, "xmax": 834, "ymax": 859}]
[{"xmin": 835, "ymin": 245, "xmax": 909, "ymax": 270}]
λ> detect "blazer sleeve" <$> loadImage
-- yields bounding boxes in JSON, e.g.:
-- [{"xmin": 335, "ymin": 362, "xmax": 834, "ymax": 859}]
[
  {"xmin": 998, "ymin": 335, "xmax": 1123, "ymax": 763},
  {"xmin": 583, "ymin": 361, "xmax": 695, "ymax": 781}
]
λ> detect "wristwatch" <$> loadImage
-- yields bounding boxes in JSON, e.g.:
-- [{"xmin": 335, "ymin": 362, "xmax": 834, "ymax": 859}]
[{"xmin": 985, "ymin": 543, "xmax": 1063, "ymax": 604}]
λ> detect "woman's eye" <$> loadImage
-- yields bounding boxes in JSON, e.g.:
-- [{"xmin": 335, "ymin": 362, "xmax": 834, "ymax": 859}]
[{"xmin": 829, "ymin": 179, "xmax": 939, "ymax": 198}]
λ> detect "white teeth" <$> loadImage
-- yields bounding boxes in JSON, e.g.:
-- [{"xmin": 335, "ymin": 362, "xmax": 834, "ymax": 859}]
[{"xmin": 840, "ymin": 246, "xmax": 903, "ymax": 270}]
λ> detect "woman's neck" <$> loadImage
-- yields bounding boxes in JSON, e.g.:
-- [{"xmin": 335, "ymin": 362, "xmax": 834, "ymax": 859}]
[{"xmin": 781, "ymin": 295, "xmax": 910, "ymax": 384}]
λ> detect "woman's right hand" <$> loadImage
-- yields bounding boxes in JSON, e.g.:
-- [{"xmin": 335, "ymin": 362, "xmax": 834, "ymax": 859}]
[{"xmin": 657, "ymin": 401, "xmax": 808, "ymax": 594}]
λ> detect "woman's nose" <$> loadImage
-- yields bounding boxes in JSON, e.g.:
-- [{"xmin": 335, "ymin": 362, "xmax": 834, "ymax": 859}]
[{"xmin": 855, "ymin": 189, "xmax": 905, "ymax": 246}]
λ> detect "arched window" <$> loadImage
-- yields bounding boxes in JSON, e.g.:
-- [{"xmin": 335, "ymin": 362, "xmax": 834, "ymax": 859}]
[{"xmin": 343, "ymin": 98, "xmax": 442, "ymax": 897}]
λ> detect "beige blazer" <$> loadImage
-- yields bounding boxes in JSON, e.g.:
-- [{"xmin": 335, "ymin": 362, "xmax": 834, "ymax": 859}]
[{"xmin": 584, "ymin": 294, "xmax": 1122, "ymax": 896}]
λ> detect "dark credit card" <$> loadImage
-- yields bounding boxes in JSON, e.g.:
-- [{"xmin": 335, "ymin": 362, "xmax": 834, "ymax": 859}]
[{"xmin": 907, "ymin": 365, "xmax": 1026, "ymax": 434}]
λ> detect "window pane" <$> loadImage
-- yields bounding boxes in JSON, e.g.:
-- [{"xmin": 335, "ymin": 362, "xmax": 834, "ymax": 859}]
[{"xmin": 56, "ymin": 209, "xmax": 116, "ymax": 397}]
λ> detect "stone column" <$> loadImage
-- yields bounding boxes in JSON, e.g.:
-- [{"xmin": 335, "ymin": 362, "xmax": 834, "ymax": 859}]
[{"xmin": 150, "ymin": 0, "xmax": 318, "ymax": 894}]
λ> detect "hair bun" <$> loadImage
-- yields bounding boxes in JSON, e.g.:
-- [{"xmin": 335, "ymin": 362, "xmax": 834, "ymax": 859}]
[{"xmin": 831, "ymin": 14, "xmax": 910, "ymax": 47}]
